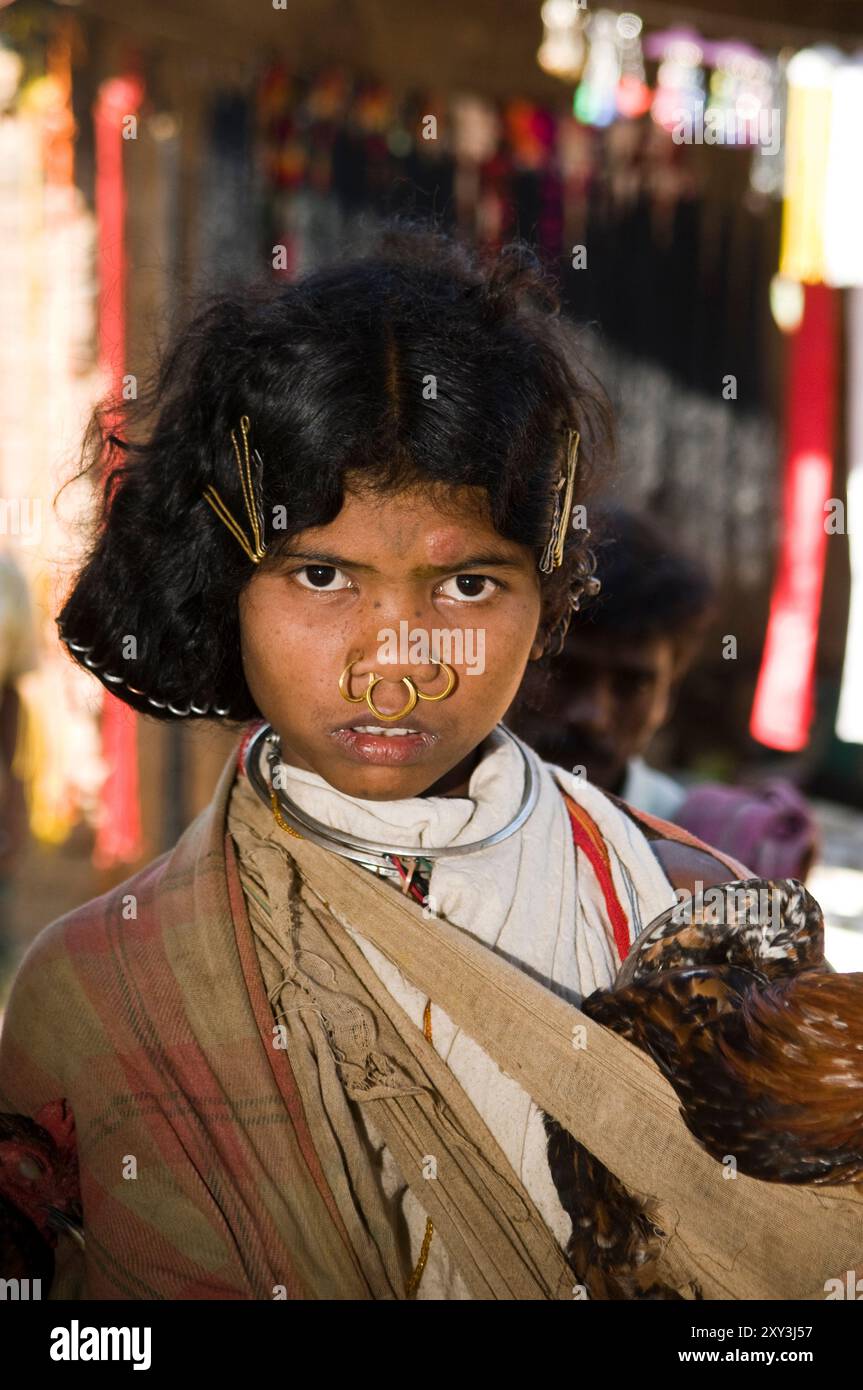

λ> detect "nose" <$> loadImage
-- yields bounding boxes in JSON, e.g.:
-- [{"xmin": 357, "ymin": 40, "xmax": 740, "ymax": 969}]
[{"xmin": 342, "ymin": 649, "xmax": 451, "ymax": 718}]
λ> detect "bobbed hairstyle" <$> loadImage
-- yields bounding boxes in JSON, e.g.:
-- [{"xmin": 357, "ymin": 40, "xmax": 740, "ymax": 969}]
[{"xmin": 57, "ymin": 220, "xmax": 613, "ymax": 724}]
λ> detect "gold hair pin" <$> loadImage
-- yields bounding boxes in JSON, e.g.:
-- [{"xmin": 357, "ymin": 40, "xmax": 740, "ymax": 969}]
[
  {"xmin": 206, "ymin": 416, "xmax": 578, "ymax": 575},
  {"xmin": 539, "ymin": 428, "xmax": 580, "ymax": 574},
  {"xmin": 203, "ymin": 414, "xmax": 268, "ymax": 564}
]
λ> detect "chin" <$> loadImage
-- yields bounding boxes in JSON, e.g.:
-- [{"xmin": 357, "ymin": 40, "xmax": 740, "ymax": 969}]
[{"xmin": 325, "ymin": 764, "xmax": 440, "ymax": 801}]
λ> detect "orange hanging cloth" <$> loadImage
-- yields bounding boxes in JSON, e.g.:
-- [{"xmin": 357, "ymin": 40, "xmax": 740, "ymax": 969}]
[{"xmin": 93, "ymin": 75, "xmax": 145, "ymax": 868}]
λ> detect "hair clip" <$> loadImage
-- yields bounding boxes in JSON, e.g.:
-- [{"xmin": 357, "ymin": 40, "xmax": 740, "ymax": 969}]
[
  {"xmin": 202, "ymin": 414, "xmax": 268, "ymax": 565},
  {"xmin": 539, "ymin": 428, "xmax": 580, "ymax": 575}
]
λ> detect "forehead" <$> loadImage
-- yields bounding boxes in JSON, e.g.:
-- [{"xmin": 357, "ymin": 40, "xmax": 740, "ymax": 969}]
[
  {"xmin": 561, "ymin": 630, "xmax": 674, "ymax": 675},
  {"xmin": 299, "ymin": 482, "xmax": 527, "ymax": 566}
]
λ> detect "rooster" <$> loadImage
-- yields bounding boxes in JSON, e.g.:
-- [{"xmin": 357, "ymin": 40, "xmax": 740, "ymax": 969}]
[
  {"xmin": 0, "ymin": 1098, "xmax": 84, "ymax": 1289},
  {"xmin": 544, "ymin": 877, "xmax": 863, "ymax": 1298}
]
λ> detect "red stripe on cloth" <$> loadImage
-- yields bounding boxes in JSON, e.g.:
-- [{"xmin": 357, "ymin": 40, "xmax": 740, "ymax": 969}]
[
  {"xmin": 562, "ymin": 794, "xmax": 631, "ymax": 965},
  {"xmin": 237, "ymin": 719, "xmax": 268, "ymax": 775}
]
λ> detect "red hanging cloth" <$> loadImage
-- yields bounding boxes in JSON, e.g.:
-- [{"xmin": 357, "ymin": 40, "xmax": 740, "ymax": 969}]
[
  {"xmin": 93, "ymin": 74, "xmax": 145, "ymax": 868},
  {"xmin": 750, "ymin": 282, "xmax": 837, "ymax": 752}
]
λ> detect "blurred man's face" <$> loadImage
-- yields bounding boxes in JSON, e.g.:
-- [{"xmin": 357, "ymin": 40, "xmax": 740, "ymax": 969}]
[{"xmin": 512, "ymin": 630, "xmax": 678, "ymax": 792}]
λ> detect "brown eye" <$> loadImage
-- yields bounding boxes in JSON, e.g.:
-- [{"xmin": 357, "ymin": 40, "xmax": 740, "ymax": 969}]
[
  {"xmin": 437, "ymin": 574, "xmax": 500, "ymax": 601},
  {"xmin": 293, "ymin": 565, "xmax": 351, "ymax": 592}
]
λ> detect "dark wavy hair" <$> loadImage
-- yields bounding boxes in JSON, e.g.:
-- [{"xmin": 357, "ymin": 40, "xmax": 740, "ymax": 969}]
[{"xmin": 56, "ymin": 221, "xmax": 613, "ymax": 725}]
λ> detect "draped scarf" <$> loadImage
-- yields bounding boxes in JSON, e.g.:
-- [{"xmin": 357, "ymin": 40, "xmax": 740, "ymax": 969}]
[{"xmin": 228, "ymin": 725, "xmax": 680, "ymax": 1296}]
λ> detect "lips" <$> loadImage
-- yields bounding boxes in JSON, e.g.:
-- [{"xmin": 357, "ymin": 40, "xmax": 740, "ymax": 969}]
[
  {"xmin": 345, "ymin": 724, "xmax": 422, "ymax": 736},
  {"xmin": 330, "ymin": 715, "xmax": 439, "ymax": 766},
  {"xmin": 333, "ymin": 710, "xmax": 436, "ymax": 734}
]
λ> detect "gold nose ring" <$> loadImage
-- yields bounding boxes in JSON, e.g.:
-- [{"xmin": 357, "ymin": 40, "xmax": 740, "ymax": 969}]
[
  {"xmin": 338, "ymin": 662, "xmax": 375, "ymax": 704},
  {"xmin": 415, "ymin": 661, "xmax": 456, "ymax": 702},
  {"xmin": 366, "ymin": 677, "xmax": 419, "ymax": 722},
  {"xmin": 339, "ymin": 660, "xmax": 418, "ymax": 722},
  {"xmin": 338, "ymin": 659, "xmax": 455, "ymax": 722}
]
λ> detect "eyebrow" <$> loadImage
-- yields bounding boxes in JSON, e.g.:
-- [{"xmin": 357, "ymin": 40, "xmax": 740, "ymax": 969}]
[{"xmin": 274, "ymin": 548, "xmax": 526, "ymax": 576}]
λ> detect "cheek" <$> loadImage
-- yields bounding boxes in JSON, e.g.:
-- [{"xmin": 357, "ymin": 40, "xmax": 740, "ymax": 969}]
[
  {"xmin": 237, "ymin": 592, "xmax": 255, "ymax": 670},
  {"xmin": 506, "ymin": 590, "xmax": 543, "ymax": 652},
  {"xmin": 238, "ymin": 588, "xmax": 275, "ymax": 685},
  {"xmin": 238, "ymin": 584, "xmax": 355, "ymax": 717},
  {"xmin": 238, "ymin": 587, "xmax": 307, "ymax": 694},
  {"xmin": 472, "ymin": 594, "xmax": 541, "ymax": 689},
  {"xmin": 651, "ymin": 672, "xmax": 676, "ymax": 720},
  {"xmin": 635, "ymin": 683, "xmax": 668, "ymax": 735}
]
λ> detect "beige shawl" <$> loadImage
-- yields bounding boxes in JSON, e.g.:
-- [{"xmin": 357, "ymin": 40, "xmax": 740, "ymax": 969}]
[{"xmin": 227, "ymin": 755, "xmax": 863, "ymax": 1301}]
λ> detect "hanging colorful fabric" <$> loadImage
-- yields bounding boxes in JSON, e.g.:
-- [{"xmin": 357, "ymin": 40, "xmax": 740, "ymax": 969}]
[
  {"xmin": 573, "ymin": 9, "xmax": 621, "ymax": 128},
  {"xmin": 644, "ymin": 26, "xmax": 706, "ymax": 135},
  {"xmin": 704, "ymin": 40, "xmax": 774, "ymax": 148},
  {"xmin": 823, "ymin": 60, "xmax": 863, "ymax": 288},
  {"xmin": 93, "ymin": 73, "xmax": 145, "ymax": 868},
  {"xmin": 536, "ymin": 0, "xmax": 586, "ymax": 83},
  {"xmin": 3, "ymin": 20, "xmax": 107, "ymax": 850},
  {"xmin": 828, "ymin": 65, "xmax": 863, "ymax": 741},
  {"xmin": 199, "ymin": 90, "xmax": 258, "ymax": 284},
  {"xmin": 615, "ymin": 12, "xmax": 651, "ymax": 120},
  {"xmin": 750, "ymin": 283, "xmax": 837, "ymax": 751},
  {"xmin": 778, "ymin": 48, "xmax": 835, "ymax": 284},
  {"xmin": 451, "ymin": 94, "xmax": 499, "ymax": 239},
  {"xmin": 749, "ymin": 55, "xmax": 787, "ymax": 199},
  {"xmin": 836, "ymin": 286, "xmax": 863, "ymax": 743}
]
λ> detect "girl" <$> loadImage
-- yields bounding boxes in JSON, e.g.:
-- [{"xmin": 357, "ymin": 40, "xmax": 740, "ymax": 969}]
[{"xmin": 0, "ymin": 225, "xmax": 836, "ymax": 1301}]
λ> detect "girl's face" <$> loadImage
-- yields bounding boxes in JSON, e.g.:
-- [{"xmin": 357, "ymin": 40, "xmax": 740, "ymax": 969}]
[{"xmin": 238, "ymin": 481, "xmax": 545, "ymax": 800}]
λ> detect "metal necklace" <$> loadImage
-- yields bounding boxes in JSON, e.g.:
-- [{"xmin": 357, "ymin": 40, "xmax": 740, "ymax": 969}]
[{"xmin": 243, "ymin": 719, "xmax": 539, "ymax": 877}]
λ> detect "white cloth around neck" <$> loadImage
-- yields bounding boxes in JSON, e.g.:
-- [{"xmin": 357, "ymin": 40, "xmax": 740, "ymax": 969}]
[{"xmin": 263, "ymin": 723, "xmax": 676, "ymax": 966}]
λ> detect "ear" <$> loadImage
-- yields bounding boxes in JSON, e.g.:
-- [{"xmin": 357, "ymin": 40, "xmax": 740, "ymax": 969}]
[{"xmin": 528, "ymin": 635, "xmax": 545, "ymax": 662}]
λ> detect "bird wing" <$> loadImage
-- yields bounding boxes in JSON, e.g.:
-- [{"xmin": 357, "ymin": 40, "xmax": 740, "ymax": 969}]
[{"xmin": 615, "ymin": 876, "xmax": 824, "ymax": 989}]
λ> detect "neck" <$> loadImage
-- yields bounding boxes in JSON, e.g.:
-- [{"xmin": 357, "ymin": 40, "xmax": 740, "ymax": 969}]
[{"xmin": 420, "ymin": 743, "xmax": 483, "ymax": 799}]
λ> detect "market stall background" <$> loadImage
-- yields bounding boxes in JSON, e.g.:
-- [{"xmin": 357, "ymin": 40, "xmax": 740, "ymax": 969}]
[{"xmin": 1, "ymin": 0, "xmax": 862, "ymax": 972}]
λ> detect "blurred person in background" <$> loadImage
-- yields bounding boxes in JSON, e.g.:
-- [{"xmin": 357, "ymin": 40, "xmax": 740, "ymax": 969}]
[
  {"xmin": 0, "ymin": 549, "xmax": 38, "ymax": 965},
  {"xmin": 509, "ymin": 506, "xmax": 817, "ymax": 881},
  {"xmin": 509, "ymin": 507, "xmax": 714, "ymax": 815}
]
